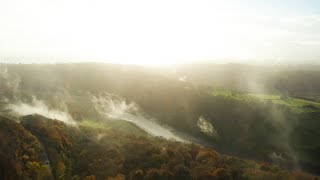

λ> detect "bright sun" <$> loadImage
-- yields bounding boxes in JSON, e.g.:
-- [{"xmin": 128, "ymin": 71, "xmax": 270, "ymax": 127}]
[
  {"xmin": 2, "ymin": 0, "xmax": 316, "ymax": 64},
  {"xmin": 0, "ymin": 0, "xmax": 255, "ymax": 65}
]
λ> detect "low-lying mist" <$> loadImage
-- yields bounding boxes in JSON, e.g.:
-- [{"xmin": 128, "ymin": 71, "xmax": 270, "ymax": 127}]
[
  {"xmin": 197, "ymin": 116, "xmax": 218, "ymax": 138},
  {"xmin": 6, "ymin": 96, "xmax": 76, "ymax": 125},
  {"xmin": 91, "ymin": 93, "xmax": 186, "ymax": 142}
]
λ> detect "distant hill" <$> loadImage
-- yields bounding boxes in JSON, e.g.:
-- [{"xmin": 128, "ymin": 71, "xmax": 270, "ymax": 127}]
[{"xmin": 1, "ymin": 63, "xmax": 320, "ymax": 177}]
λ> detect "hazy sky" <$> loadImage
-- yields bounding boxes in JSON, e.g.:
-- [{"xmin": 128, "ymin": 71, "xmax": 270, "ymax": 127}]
[{"xmin": 0, "ymin": 0, "xmax": 320, "ymax": 64}]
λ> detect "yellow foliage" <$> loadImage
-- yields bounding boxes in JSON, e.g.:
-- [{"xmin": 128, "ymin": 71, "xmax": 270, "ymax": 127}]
[
  {"xmin": 114, "ymin": 174, "xmax": 125, "ymax": 180},
  {"xmin": 84, "ymin": 175, "xmax": 96, "ymax": 180},
  {"xmin": 56, "ymin": 161, "xmax": 66, "ymax": 180}
]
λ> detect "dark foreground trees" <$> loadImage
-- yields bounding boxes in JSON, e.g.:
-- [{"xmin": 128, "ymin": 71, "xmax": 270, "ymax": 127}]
[{"xmin": 0, "ymin": 115, "xmax": 317, "ymax": 180}]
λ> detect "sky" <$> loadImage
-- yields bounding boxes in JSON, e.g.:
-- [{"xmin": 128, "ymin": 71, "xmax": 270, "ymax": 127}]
[{"xmin": 0, "ymin": 0, "xmax": 320, "ymax": 64}]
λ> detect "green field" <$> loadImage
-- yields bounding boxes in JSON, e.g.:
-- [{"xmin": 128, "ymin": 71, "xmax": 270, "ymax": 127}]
[
  {"xmin": 210, "ymin": 89, "xmax": 320, "ymax": 113},
  {"xmin": 249, "ymin": 93, "xmax": 320, "ymax": 113}
]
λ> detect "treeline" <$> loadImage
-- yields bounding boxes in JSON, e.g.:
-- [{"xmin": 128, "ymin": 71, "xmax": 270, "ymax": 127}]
[{"xmin": 4, "ymin": 63, "xmax": 320, "ymax": 96}]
